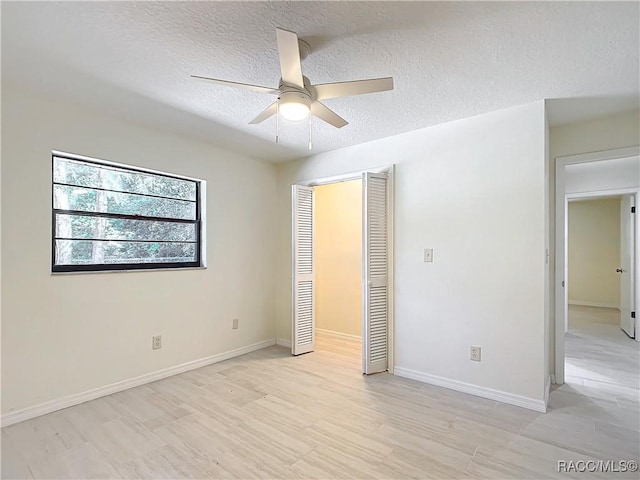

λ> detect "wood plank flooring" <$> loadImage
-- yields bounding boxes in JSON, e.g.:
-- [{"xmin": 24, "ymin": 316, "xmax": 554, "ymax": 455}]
[{"xmin": 2, "ymin": 312, "xmax": 639, "ymax": 479}]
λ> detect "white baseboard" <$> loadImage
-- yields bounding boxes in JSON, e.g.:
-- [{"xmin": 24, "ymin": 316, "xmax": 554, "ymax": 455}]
[
  {"xmin": 1, "ymin": 338, "xmax": 276, "ymax": 427},
  {"xmin": 394, "ymin": 366, "xmax": 547, "ymax": 413},
  {"xmin": 276, "ymin": 338, "xmax": 291, "ymax": 348},
  {"xmin": 316, "ymin": 328, "xmax": 362, "ymax": 341},
  {"xmin": 569, "ymin": 300, "xmax": 619, "ymax": 309}
]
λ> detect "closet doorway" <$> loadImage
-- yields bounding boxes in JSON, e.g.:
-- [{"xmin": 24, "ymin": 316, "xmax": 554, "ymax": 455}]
[
  {"xmin": 291, "ymin": 167, "xmax": 394, "ymax": 374},
  {"xmin": 314, "ymin": 180, "xmax": 363, "ymax": 363}
]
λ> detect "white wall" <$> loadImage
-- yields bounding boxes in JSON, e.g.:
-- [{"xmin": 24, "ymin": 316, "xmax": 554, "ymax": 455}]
[
  {"xmin": 565, "ymin": 156, "xmax": 640, "ymax": 194},
  {"xmin": 548, "ymin": 109, "xmax": 640, "ymax": 376},
  {"xmin": 1, "ymin": 87, "xmax": 278, "ymax": 415},
  {"xmin": 315, "ymin": 180, "xmax": 362, "ymax": 338},
  {"xmin": 568, "ymin": 198, "xmax": 621, "ymax": 308},
  {"xmin": 277, "ymin": 101, "xmax": 547, "ymax": 404},
  {"xmin": 550, "ymin": 110, "xmax": 640, "ymax": 160}
]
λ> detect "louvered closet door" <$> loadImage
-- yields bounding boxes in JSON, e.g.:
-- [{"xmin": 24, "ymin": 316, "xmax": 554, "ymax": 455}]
[
  {"xmin": 363, "ymin": 172, "xmax": 389, "ymax": 374},
  {"xmin": 292, "ymin": 185, "xmax": 315, "ymax": 355}
]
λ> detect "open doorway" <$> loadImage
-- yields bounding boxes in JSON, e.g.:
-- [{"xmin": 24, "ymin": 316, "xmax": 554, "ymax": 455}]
[
  {"xmin": 314, "ymin": 179, "xmax": 363, "ymax": 364},
  {"xmin": 555, "ymin": 147, "xmax": 640, "ymax": 390},
  {"xmin": 565, "ymin": 196, "xmax": 639, "ymax": 389}
]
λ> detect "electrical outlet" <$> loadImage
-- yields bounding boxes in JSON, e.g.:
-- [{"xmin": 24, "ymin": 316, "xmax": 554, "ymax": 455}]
[
  {"xmin": 232, "ymin": 318, "xmax": 239, "ymax": 330},
  {"xmin": 152, "ymin": 335, "xmax": 162, "ymax": 350},
  {"xmin": 470, "ymin": 346, "xmax": 481, "ymax": 362}
]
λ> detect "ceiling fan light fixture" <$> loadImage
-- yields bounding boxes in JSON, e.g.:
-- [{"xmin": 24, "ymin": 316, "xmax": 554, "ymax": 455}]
[{"xmin": 278, "ymin": 91, "xmax": 311, "ymax": 121}]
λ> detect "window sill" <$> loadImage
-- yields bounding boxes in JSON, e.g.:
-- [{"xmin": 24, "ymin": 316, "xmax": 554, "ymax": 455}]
[{"xmin": 51, "ymin": 266, "xmax": 207, "ymax": 276}]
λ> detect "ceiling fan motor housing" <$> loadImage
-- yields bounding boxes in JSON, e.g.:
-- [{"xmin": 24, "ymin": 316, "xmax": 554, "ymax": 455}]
[{"xmin": 279, "ymin": 90, "xmax": 311, "ymax": 105}]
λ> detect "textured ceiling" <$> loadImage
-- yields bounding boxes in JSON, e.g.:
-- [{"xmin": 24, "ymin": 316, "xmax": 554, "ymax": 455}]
[{"xmin": 2, "ymin": 1, "xmax": 639, "ymax": 162}]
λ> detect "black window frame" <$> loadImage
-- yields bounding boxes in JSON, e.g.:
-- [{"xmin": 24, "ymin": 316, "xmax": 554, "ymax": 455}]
[{"xmin": 51, "ymin": 153, "xmax": 203, "ymax": 273}]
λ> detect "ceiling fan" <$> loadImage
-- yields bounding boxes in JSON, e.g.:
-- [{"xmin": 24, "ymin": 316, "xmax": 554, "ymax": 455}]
[{"xmin": 192, "ymin": 28, "xmax": 394, "ymax": 133}]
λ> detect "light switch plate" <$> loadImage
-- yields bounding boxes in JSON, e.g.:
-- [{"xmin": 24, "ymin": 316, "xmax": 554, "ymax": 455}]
[{"xmin": 424, "ymin": 248, "xmax": 433, "ymax": 263}]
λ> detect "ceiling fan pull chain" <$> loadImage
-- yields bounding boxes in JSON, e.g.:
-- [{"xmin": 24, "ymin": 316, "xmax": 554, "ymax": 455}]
[
  {"xmin": 308, "ymin": 115, "xmax": 313, "ymax": 150},
  {"xmin": 275, "ymin": 102, "xmax": 280, "ymax": 144}
]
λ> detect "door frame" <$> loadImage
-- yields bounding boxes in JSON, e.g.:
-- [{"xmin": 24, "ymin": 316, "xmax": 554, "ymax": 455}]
[
  {"xmin": 293, "ymin": 165, "xmax": 395, "ymax": 373},
  {"xmin": 554, "ymin": 146, "xmax": 640, "ymax": 384}
]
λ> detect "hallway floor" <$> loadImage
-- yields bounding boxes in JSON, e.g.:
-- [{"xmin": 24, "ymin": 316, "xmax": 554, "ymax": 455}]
[{"xmin": 565, "ymin": 305, "xmax": 639, "ymax": 393}]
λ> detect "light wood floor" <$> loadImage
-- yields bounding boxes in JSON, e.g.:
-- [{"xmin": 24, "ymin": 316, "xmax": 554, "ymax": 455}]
[
  {"xmin": 565, "ymin": 305, "xmax": 639, "ymax": 391},
  {"xmin": 2, "ymin": 320, "xmax": 639, "ymax": 479}
]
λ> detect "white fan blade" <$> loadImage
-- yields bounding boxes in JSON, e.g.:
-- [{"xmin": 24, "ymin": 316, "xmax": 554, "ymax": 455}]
[
  {"xmin": 249, "ymin": 102, "xmax": 278, "ymax": 124},
  {"xmin": 311, "ymin": 101, "xmax": 348, "ymax": 128},
  {"xmin": 191, "ymin": 75, "xmax": 278, "ymax": 94},
  {"xmin": 310, "ymin": 77, "xmax": 393, "ymax": 100},
  {"xmin": 276, "ymin": 28, "xmax": 304, "ymax": 89}
]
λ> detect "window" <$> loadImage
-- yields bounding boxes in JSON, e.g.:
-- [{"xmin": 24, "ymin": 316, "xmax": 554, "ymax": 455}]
[{"xmin": 52, "ymin": 153, "xmax": 203, "ymax": 272}]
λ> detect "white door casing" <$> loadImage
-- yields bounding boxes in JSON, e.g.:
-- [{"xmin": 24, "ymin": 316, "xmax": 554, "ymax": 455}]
[
  {"xmin": 620, "ymin": 194, "xmax": 636, "ymax": 338},
  {"xmin": 292, "ymin": 185, "xmax": 315, "ymax": 355},
  {"xmin": 362, "ymin": 172, "xmax": 389, "ymax": 374}
]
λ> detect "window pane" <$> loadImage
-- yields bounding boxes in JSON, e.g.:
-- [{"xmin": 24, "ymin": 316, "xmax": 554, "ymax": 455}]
[
  {"xmin": 55, "ymin": 214, "xmax": 196, "ymax": 242},
  {"xmin": 53, "ymin": 157, "xmax": 196, "ymax": 201},
  {"xmin": 52, "ymin": 154, "xmax": 203, "ymax": 272},
  {"xmin": 53, "ymin": 185, "xmax": 196, "ymax": 220},
  {"xmin": 55, "ymin": 240, "xmax": 197, "ymax": 265}
]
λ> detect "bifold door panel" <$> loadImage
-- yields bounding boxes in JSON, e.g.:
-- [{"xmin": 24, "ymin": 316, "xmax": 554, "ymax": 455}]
[
  {"xmin": 363, "ymin": 172, "xmax": 389, "ymax": 374},
  {"xmin": 292, "ymin": 185, "xmax": 315, "ymax": 355}
]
